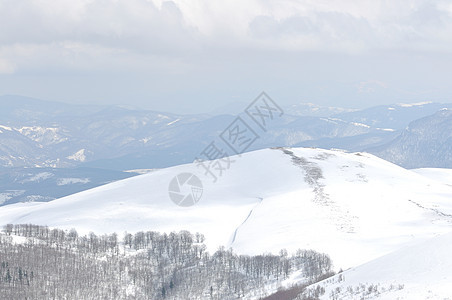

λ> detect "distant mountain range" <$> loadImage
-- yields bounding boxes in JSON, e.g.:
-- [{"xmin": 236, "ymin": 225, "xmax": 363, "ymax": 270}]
[
  {"xmin": 2, "ymin": 95, "xmax": 451, "ymax": 171},
  {"xmin": 333, "ymin": 101, "xmax": 452, "ymax": 130},
  {"xmin": 0, "ymin": 95, "xmax": 210, "ymax": 168}
]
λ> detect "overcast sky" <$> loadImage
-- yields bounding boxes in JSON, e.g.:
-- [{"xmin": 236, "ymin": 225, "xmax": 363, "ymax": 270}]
[{"xmin": 1, "ymin": 0, "xmax": 452, "ymax": 113}]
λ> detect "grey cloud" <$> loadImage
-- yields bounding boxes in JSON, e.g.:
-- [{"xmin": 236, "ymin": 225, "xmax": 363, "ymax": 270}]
[{"xmin": 2, "ymin": 0, "xmax": 452, "ymax": 55}]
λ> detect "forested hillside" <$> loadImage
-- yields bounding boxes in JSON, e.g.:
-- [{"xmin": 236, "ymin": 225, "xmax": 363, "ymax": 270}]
[{"xmin": 0, "ymin": 224, "xmax": 333, "ymax": 299}]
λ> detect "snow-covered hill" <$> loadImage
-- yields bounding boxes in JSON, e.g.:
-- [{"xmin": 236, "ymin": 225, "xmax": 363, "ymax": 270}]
[
  {"xmin": 301, "ymin": 231, "xmax": 452, "ymax": 299},
  {"xmin": 412, "ymin": 167, "xmax": 452, "ymax": 186},
  {"xmin": 0, "ymin": 147, "xmax": 451, "ymax": 270}
]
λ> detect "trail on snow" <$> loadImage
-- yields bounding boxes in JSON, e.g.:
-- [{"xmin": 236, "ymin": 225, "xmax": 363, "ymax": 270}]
[
  {"xmin": 277, "ymin": 148, "xmax": 357, "ymax": 233},
  {"xmin": 230, "ymin": 197, "xmax": 263, "ymax": 245}
]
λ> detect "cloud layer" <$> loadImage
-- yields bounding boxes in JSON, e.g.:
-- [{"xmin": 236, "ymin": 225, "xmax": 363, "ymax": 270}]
[
  {"xmin": 1, "ymin": 0, "xmax": 452, "ymax": 112},
  {"xmin": 1, "ymin": 0, "xmax": 452, "ymax": 72}
]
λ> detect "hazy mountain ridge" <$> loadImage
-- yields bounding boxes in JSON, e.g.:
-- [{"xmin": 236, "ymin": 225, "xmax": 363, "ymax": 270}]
[
  {"xmin": 0, "ymin": 95, "xmax": 210, "ymax": 168},
  {"xmin": 3, "ymin": 95, "xmax": 450, "ymax": 171},
  {"xmin": 0, "ymin": 95, "xmax": 376, "ymax": 170},
  {"xmin": 284, "ymin": 103, "xmax": 357, "ymax": 117},
  {"xmin": 369, "ymin": 109, "xmax": 452, "ymax": 168},
  {"xmin": 332, "ymin": 102, "xmax": 452, "ymax": 130}
]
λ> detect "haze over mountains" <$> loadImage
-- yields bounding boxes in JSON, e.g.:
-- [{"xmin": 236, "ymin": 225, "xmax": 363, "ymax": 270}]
[
  {"xmin": 372, "ymin": 108, "xmax": 452, "ymax": 168},
  {"xmin": 1, "ymin": 95, "xmax": 451, "ymax": 170}
]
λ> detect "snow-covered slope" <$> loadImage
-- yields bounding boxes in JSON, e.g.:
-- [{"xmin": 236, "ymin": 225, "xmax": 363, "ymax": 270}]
[
  {"xmin": 412, "ymin": 167, "xmax": 452, "ymax": 186},
  {"xmin": 0, "ymin": 147, "xmax": 451, "ymax": 269},
  {"xmin": 302, "ymin": 232, "xmax": 452, "ymax": 299}
]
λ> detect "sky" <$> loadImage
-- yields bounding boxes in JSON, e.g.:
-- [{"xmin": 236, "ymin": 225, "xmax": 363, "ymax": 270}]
[{"xmin": 1, "ymin": 0, "xmax": 452, "ymax": 114}]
